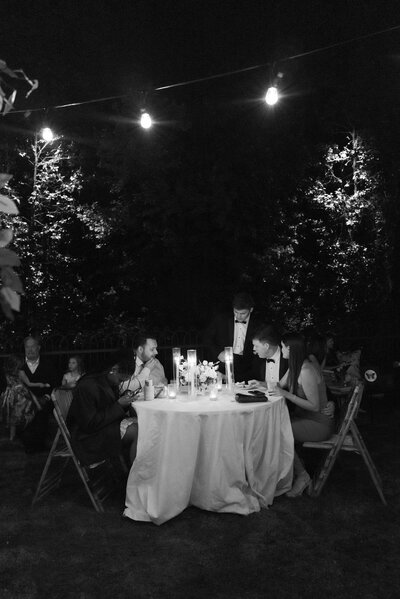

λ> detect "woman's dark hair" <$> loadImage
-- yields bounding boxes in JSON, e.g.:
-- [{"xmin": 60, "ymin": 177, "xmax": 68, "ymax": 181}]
[
  {"xmin": 103, "ymin": 349, "xmax": 135, "ymax": 377},
  {"xmin": 282, "ymin": 332, "xmax": 307, "ymax": 395},
  {"xmin": 307, "ymin": 334, "xmax": 327, "ymax": 365}
]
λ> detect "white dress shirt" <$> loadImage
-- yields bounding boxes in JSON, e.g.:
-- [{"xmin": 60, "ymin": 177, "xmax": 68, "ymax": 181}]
[
  {"xmin": 233, "ymin": 318, "xmax": 249, "ymax": 355},
  {"xmin": 134, "ymin": 357, "xmax": 144, "ymax": 376},
  {"xmin": 25, "ymin": 357, "xmax": 40, "ymax": 374},
  {"xmin": 264, "ymin": 347, "xmax": 281, "ymax": 383}
]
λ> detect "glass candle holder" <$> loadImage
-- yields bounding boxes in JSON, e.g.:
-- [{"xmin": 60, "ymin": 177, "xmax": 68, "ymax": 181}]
[
  {"xmin": 172, "ymin": 347, "xmax": 181, "ymax": 390},
  {"xmin": 167, "ymin": 382, "xmax": 177, "ymax": 399},
  {"xmin": 187, "ymin": 349, "xmax": 197, "ymax": 397},
  {"xmin": 224, "ymin": 346, "xmax": 235, "ymax": 392}
]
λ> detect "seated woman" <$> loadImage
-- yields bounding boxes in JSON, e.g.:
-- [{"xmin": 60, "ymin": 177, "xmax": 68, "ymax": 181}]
[
  {"xmin": 276, "ymin": 332, "xmax": 334, "ymax": 497},
  {"xmin": 2, "ymin": 355, "xmax": 37, "ymax": 441},
  {"xmin": 67, "ymin": 350, "xmax": 154, "ymax": 466}
]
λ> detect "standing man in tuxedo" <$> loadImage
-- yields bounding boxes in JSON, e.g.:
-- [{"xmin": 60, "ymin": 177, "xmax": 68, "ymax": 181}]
[
  {"xmin": 248, "ymin": 324, "xmax": 288, "ymax": 388},
  {"xmin": 203, "ymin": 292, "xmax": 259, "ymax": 382}
]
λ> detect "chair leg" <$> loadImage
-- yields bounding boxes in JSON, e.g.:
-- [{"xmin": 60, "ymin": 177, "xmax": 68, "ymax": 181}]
[
  {"xmin": 67, "ymin": 447, "xmax": 105, "ymax": 513},
  {"xmin": 311, "ymin": 442, "xmax": 342, "ymax": 497},
  {"xmin": 32, "ymin": 430, "xmax": 61, "ymax": 505},
  {"xmin": 350, "ymin": 423, "xmax": 387, "ymax": 506}
]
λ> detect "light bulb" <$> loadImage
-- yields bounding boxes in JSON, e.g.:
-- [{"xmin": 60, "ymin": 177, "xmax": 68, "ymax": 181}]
[
  {"xmin": 265, "ymin": 86, "xmax": 279, "ymax": 106},
  {"xmin": 40, "ymin": 127, "xmax": 54, "ymax": 142},
  {"xmin": 140, "ymin": 112, "xmax": 152, "ymax": 129}
]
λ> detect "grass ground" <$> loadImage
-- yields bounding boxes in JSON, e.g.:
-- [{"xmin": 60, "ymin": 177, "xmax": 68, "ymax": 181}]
[{"xmin": 1, "ymin": 401, "xmax": 399, "ymax": 599}]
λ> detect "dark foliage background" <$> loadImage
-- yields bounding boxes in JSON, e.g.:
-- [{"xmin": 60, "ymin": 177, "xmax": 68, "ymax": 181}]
[{"xmin": 1, "ymin": 1, "xmax": 400, "ymax": 344}]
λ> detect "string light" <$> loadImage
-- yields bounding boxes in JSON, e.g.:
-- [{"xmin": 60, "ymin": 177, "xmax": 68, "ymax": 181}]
[
  {"xmin": 265, "ymin": 86, "xmax": 279, "ymax": 106},
  {"xmin": 140, "ymin": 111, "xmax": 152, "ymax": 129},
  {"xmin": 4, "ymin": 23, "xmax": 400, "ymax": 116},
  {"xmin": 40, "ymin": 127, "xmax": 54, "ymax": 142}
]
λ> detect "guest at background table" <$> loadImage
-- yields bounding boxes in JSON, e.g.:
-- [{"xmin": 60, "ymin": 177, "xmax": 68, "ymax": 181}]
[
  {"xmin": 307, "ymin": 333, "xmax": 336, "ymax": 420},
  {"xmin": 203, "ymin": 292, "xmax": 260, "ymax": 382},
  {"xmin": 274, "ymin": 332, "xmax": 334, "ymax": 497},
  {"xmin": 131, "ymin": 332, "xmax": 167, "ymax": 387},
  {"xmin": 62, "ymin": 355, "xmax": 85, "ymax": 388},
  {"xmin": 19, "ymin": 335, "xmax": 57, "ymax": 453},
  {"xmin": 67, "ymin": 350, "xmax": 151, "ymax": 466},
  {"xmin": 324, "ymin": 331, "xmax": 340, "ymax": 369},
  {"xmin": 2, "ymin": 355, "xmax": 36, "ymax": 442},
  {"xmin": 248, "ymin": 324, "xmax": 288, "ymax": 389}
]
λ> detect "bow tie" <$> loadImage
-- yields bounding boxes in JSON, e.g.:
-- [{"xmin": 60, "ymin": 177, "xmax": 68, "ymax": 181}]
[
  {"xmin": 266, "ymin": 358, "xmax": 275, "ymax": 363},
  {"xmin": 235, "ymin": 320, "xmax": 247, "ymax": 324}
]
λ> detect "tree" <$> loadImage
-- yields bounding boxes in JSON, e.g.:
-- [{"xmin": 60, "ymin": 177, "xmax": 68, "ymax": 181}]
[
  {"xmin": 265, "ymin": 133, "xmax": 391, "ymax": 330},
  {"xmin": 3, "ymin": 136, "xmax": 110, "ymax": 333}
]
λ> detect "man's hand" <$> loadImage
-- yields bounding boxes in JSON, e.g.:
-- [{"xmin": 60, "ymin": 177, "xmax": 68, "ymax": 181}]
[
  {"xmin": 118, "ymin": 394, "xmax": 134, "ymax": 408},
  {"xmin": 248, "ymin": 379, "xmax": 267, "ymax": 389},
  {"xmin": 217, "ymin": 351, "xmax": 226, "ymax": 362}
]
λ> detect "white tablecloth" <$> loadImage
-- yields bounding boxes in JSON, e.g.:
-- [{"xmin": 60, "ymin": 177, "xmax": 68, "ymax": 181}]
[{"xmin": 123, "ymin": 393, "xmax": 294, "ymax": 525}]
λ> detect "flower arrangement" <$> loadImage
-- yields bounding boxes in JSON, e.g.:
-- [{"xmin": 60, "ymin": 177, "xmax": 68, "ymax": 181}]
[{"xmin": 179, "ymin": 358, "xmax": 219, "ymax": 392}]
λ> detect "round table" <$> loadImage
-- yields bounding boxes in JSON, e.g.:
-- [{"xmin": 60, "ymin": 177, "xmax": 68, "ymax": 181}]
[{"xmin": 123, "ymin": 392, "xmax": 294, "ymax": 525}]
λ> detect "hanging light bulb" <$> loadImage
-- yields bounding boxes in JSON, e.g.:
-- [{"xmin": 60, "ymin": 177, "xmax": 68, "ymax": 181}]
[
  {"xmin": 40, "ymin": 127, "xmax": 55, "ymax": 142},
  {"xmin": 140, "ymin": 112, "xmax": 152, "ymax": 129},
  {"xmin": 265, "ymin": 86, "xmax": 279, "ymax": 106}
]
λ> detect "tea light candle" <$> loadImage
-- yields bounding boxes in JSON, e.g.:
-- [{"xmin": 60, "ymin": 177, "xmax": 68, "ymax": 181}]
[
  {"xmin": 168, "ymin": 383, "xmax": 177, "ymax": 399},
  {"xmin": 209, "ymin": 386, "xmax": 218, "ymax": 400}
]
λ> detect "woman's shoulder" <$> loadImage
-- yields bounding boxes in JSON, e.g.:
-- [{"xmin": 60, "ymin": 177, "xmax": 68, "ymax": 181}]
[{"xmin": 300, "ymin": 360, "xmax": 320, "ymax": 381}]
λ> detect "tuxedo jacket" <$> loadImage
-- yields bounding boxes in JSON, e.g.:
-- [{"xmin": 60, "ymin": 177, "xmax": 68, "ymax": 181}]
[
  {"xmin": 21, "ymin": 357, "xmax": 56, "ymax": 398},
  {"xmin": 203, "ymin": 312, "xmax": 260, "ymax": 364},
  {"xmin": 251, "ymin": 351, "xmax": 288, "ymax": 383}
]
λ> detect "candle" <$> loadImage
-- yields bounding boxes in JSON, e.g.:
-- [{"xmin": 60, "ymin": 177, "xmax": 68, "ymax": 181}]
[
  {"xmin": 167, "ymin": 383, "xmax": 177, "ymax": 398},
  {"xmin": 224, "ymin": 346, "xmax": 234, "ymax": 392},
  {"xmin": 187, "ymin": 349, "xmax": 197, "ymax": 397},
  {"xmin": 172, "ymin": 347, "xmax": 181, "ymax": 390},
  {"xmin": 209, "ymin": 385, "xmax": 217, "ymax": 400}
]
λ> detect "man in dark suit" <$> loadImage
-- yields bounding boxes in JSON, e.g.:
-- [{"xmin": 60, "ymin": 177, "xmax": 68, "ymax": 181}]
[
  {"xmin": 20, "ymin": 335, "xmax": 57, "ymax": 452},
  {"xmin": 203, "ymin": 292, "xmax": 259, "ymax": 382},
  {"xmin": 21, "ymin": 335, "xmax": 56, "ymax": 397},
  {"xmin": 248, "ymin": 324, "xmax": 288, "ymax": 388}
]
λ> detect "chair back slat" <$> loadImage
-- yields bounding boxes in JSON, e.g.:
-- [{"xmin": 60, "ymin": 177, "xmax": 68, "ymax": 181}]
[{"xmin": 52, "ymin": 388, "xmax": 73, "ymax": 420}]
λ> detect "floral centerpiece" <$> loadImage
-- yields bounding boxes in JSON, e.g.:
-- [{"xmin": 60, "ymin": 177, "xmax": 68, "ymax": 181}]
[{"xmin": 179, "ymin": 358, "xmax": 219, "ymax": 394}]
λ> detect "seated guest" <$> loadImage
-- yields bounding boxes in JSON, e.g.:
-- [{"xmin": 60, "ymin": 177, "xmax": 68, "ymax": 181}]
[
  {"xmin": 2, "ymin": 355, "xmax": 36, "ymax": 441},
  {"xmin": 324, "ymin": 331, "xmax": 339, "ymax": 369},
  {"xmin": 19, "ymin": 335, "xmax": 57, "ymax": 452},
  {"xmin": 203, "ymin": 292, "xmax": 260, "ymax": 382},
  {"xmin": 275, "ymin": 332, "xmax": 334, "ymax": 497},
  {"xmin": 67, "ymin": 350, "xmax": 151, "ymax": 466},
  {"xmin": 131, "ymin": 333, "xmax": 167, "ymax": 387},
  {"xmin": 21, "ymin": 335, "xmax": 56, "ymax": 398},
  {"xmin": 307, "ymin": 333, "xmax": 335, "ymax": 419},
  {"xmin": 62, "ymin": 355, "xmax": 85, "ymax": 388},
  {"xmin": 248, "ymin": 324, "xmax": 288, "ymax": 388}
]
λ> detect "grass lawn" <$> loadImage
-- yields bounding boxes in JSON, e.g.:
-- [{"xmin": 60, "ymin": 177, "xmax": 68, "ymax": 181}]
[{"xmin": 1, "ymin": 402, "xmax": 399, "ymax": 599}]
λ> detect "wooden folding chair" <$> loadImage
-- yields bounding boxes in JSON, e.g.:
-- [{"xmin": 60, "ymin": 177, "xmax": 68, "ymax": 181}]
[
  {"xmin": 304, "ymin": 384, "xmax": 387, "ymax": 505},
  {"xmin": 32, "ymin": 388, "xmax": 122, "ymax": 513}
]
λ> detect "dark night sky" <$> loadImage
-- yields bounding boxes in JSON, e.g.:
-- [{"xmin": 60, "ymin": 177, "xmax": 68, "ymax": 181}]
[{"xmin": 2, "ymin": 0, "xmax": 400, "ymax": 117}]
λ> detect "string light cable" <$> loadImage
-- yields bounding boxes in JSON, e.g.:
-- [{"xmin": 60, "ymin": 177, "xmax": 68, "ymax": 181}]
[{"xmin": 5, "ymin": 22, "xmax": 400, "ymax": 116}]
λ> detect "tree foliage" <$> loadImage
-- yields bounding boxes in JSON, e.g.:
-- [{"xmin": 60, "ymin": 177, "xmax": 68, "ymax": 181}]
[{"xmin": 263, "ymin": 133, "xmax": 391, "ymax": 330}]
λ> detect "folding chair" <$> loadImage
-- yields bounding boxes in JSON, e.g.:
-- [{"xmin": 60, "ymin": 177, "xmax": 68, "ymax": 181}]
[
  {"xmin": 304, "ymin": 384, "xmax": 387, "ymax": 505},
  {"xmin": 32, "ymin": 388, "xmax": 123, "ymax": 513}
]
